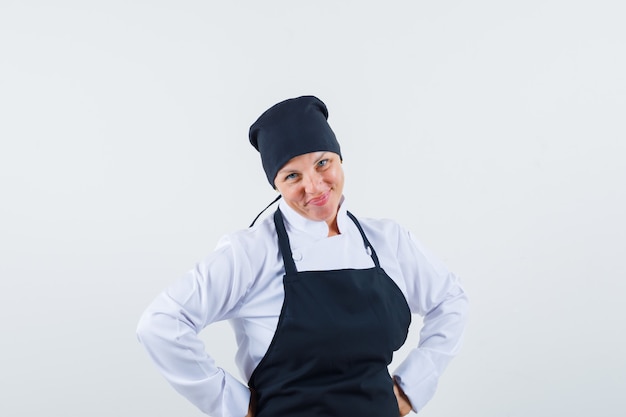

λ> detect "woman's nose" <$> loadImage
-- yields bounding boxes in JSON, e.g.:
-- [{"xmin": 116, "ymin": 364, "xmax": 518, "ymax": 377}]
[{"xmin": 304, "ymin": 172, "xmax": 324, "ymax": 194}]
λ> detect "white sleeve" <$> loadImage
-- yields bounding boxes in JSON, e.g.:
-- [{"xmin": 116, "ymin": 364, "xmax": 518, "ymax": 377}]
[
  {"xmin": 136, "ymin": 238, "xmax": 252, "ymax": 417},
  {"xmin": 392, "ymin": 230, "xmax": 469, "ymax": 413}
]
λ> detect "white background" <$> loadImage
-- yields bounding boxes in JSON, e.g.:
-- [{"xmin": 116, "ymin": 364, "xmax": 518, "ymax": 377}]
[{"xmin": 1, "ymin": 1, "xmax": 625, "ymax": 416}]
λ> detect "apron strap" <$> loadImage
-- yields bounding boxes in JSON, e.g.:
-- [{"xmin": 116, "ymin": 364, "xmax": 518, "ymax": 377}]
[
  {"xmin": 250, "ymin": 195, "xmax": 282, "ymax": 227},
  {"xmin": 346, "ymin": 211, "xmax": 381, "ymax": 268},
  {"xmin": 274, "ymin": 209, "xmax": 298, "ymax": 275},
  {"xmin": 274, "ymin": 208, "xmax": 381, "ymax": 273}
]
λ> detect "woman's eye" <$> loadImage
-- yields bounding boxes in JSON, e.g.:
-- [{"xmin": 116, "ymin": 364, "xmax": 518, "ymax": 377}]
[
  {"xmin": 317, "ymin": 159, "xmax": 329, "ymax": 167},
  {"xmin": 285, "ymin": 173, "xmax": 298, "ymax": 181}
]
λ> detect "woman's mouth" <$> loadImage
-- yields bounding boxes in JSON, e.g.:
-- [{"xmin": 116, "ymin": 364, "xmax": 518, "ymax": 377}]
[{"xmin": 307, "ymin": 192, "xmax": 330, "ymax": 206}]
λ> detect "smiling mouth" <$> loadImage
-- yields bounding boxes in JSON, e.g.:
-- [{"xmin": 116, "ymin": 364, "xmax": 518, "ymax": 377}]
[{"xmin": 307, "ymin": 191, "xmax": 330, "ymax": 206}]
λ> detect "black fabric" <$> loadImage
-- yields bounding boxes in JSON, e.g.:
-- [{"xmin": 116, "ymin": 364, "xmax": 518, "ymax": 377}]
[
  {"xmin": 248, "ymin": 209, "xmax": 411, "ymax": 417},
  {"xmin": 249, "ymin": 195, "xmax": 282, "ymax": 227},
  {"xmin": 249, "ymin": 96, "xmax": 342, "ymax": 187}
]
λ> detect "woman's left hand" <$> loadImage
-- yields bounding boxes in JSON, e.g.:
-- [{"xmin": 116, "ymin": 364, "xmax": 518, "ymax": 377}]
[
  {"xmin": 245, "ymin": 388, "xmax": 257, "ymax": 417},
  {"xmin": 393, "ymin": 380, "xmax": 412, "ymax": 416}
]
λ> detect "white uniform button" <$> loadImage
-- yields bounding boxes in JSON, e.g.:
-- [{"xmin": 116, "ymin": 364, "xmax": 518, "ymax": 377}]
[
  {"xmin": 366, "ymin": 246, "xmax": 372, "ymax": 256},
  {"xmin": 293, "ymin": 251, "xmax": 303, "ymax": 261}
]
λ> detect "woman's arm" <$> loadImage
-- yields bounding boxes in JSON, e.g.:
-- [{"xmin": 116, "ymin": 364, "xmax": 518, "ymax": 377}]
[
  {"xmin": 136, "ymin": 241, "xmax": 253, "ymax": 417},
  {"xmin": 392, "ymin": 229, "xmax": 469, "ymax": 413}
]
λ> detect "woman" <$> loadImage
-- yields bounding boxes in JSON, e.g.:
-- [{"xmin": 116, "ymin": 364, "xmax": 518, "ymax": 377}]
[{"xmin": 137, "ymin": 96, "xmax": 468, "ymax": 417}]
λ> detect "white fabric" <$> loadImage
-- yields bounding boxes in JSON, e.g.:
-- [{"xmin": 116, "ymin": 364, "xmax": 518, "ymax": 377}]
[{"xmin": 137, "ymin": 198, "xmax": 469, "ymax": 416}]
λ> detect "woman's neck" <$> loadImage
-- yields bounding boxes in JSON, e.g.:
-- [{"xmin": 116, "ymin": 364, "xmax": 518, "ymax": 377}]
[{"xmin": 326, "ymin": 217, "xmax": 340, "ymax": 237}]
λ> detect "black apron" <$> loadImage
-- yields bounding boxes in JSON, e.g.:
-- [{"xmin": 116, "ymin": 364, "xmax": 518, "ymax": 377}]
[{"xmin": 248, "ymin": 209, "xmax": 411, "ymax": 417}]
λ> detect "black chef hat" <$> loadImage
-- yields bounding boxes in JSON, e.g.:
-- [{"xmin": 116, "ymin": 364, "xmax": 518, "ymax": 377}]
[{"xmin": 249, "ymin": 95, "xmax": 342, "ymax": 187}]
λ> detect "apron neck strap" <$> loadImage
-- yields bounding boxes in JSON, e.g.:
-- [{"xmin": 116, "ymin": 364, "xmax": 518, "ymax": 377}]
[
  {"xmin": 346, "ymin": 211, "xmax": 381, "ymax": 268},
  {"xmin": 274, "ymin": 209, "xmax": 298, "ymax": 274},
  {"xmin": 274, "ymin": 209, "xmax": 381, "ymax": 275}
]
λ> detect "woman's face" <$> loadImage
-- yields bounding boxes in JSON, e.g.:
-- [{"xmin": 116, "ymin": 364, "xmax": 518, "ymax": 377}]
[{"xmin": 274, "ymin": 151, "xmax": 344, "ymax": 229}]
